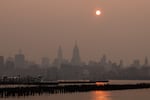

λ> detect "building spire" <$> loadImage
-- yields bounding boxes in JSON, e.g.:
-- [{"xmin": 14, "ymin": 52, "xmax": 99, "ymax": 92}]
[
  {"xmin": 71, "ymin": 41, "xmax": 81, "ymax": 65},
  {"xmin": 75, "ymin": 40, "xmax": 77, "ymax": 46},
  {"xmin": 19, "ymin": 49, "xmax": 22, "ymax": 54},
  {"xmin": 57, "ymin": 45, "xmax": 63, "ymax": 61}
]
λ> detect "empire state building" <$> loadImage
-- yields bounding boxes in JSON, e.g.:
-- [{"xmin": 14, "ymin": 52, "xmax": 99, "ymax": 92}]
[{"xmin": 71, "ymin": 43, "xmax": 81, "ymax": 65}]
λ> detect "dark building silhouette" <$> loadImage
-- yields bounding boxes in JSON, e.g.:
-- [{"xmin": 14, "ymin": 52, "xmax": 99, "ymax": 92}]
[
  {"xmin": 71, "ymin": 42, "xmax": 81, "ymax": 65},
  {"xmin": 100, "ymin": 54, "xmax": 107, "ymax": 65},
  {"xmin": 0, "ymin": 56, "xmax": 4, "ymax": 68},
  {"xmin": 144, "ymin": 56, "xmax": 148, "ymax": 66},
  {"xmin": 132, "ymin": 59, "xmax": 141, "ymax": 68},
  {"xmin": 53, "ymin": 45, "xmax": 64, "ymax": 68},
  {"xmin": 41, "ymin": 57, "xmax": 50, "ymax": 68},
  {"xmin": 14, "ymin": 50, "xmax": 25, "ymax": 68},
  {"xmin": 5, "ymin": 57, "xmax": 14, "ymax": 69},
  {"xmin": 119, "ymin": 60, "xmax": 124, "ymax": 67},
  {"xmin": 57, "ymin": 45, "xmax": 63, "ymax": 62}
]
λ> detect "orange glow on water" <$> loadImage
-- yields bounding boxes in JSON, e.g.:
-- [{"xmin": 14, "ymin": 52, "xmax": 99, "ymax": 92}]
[{"xmin": 93, "ymin": 91, "xmax": 110, "ymax": 100}]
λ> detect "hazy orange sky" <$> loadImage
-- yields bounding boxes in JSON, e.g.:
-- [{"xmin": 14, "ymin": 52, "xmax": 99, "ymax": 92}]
[{"xmin": 0, "ymin": 0, "xmax": 150, "ymax": 64}]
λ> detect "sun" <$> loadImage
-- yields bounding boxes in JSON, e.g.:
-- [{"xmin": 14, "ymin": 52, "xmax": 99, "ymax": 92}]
[{"xmin": 96, "ymin": 10, "xmax": 101, "ymax": 16}]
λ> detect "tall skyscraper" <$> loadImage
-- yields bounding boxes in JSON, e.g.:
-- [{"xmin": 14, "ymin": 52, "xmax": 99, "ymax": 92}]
[
  {"xmin": 71, "ymin": 42, "xmax": 81, "ymax": 65},
  {"xmin": 5, "ymin": 57, "xmax": 14, "ymax": 69},
  {"xmin": 53, "ymin": 45, "xmax": 64, "ymax": 68},
  {"xmin": 100, "ymin": 54, "xmax": 107, "ymax": 65},
  {"xmin": 144, "ymin": 56, "xmax": 148, "ymax": 66},
  {"xmin": 57, "ymin": 45, "xmax": 63, "ymax": 63},
  {"xmin": 119, "ymin": 60, "xmax": 124, "ymax": 67},
  {"xmin": 132, "ymin": 59, "xmax": 140, "ymax": 67},
  {"xmin": 0, "ymin": 56, "xmax": 4, "ymax": 68},
  {"xmin": 14, "ymin": 50, "xmax": 25, "ymax": 68}
]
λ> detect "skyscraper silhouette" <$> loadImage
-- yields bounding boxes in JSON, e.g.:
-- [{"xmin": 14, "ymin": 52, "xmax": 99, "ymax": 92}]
[
  {"xmin": 14, "ymin": 50, "xmax": 25, "ymax": 68},
  {"xmin": 71, "ymin": 42, "xmax": 81, "ymax": 65},
  {"xmin": 0, "ymin": 56, "xmax": 4, "ymax": 68},
  {"xmin": 53, "ymin": 45, "xmax": 64, "ymax": 68},
  {"xmin": 6, "ymin": 57, "xmax": 14, "ymax": 69},
  {"xmin": 144, "ymin": 56, "xmax": 148, "ymax": 66},
  {"xmin": 100, "ymin": 54, "xmax": 107, "ymax": 65},
  {"xmin": 57, "ymin": 45, "xmax": 63, "ymax": 63}
]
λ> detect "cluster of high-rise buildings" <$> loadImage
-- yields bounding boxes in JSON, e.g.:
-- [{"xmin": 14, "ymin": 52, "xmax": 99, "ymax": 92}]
[
  {"xmin": 0, "ymin": 43, "xmax": 150, "ymax": 81},
  {"xmin": 0, "ymin": 51, "xmax": 25, "ymax": 69},
  {"xmin": 0, "ymin": 43, "xmax": 82, "ymax": 69},
  {"xmin": 0, "ymin": 42, "xmax": 149, "ymax": 69}
]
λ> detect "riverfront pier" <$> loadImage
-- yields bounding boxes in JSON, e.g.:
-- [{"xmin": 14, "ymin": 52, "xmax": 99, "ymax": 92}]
[{"xmin": 0, "ymin": 81, "xmax": 150, "ymax": 98}]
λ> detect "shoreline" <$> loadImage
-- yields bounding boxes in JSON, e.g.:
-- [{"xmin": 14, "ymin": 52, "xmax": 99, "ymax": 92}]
[{"xmin": 0, "ymin": 83, "xmax": 150, "ymax": 98}]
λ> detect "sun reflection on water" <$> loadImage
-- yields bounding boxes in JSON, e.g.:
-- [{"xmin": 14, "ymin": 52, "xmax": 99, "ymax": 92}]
[{"xmin": 92, "ymin": 91, "xmax": 111, "ymax": 100}]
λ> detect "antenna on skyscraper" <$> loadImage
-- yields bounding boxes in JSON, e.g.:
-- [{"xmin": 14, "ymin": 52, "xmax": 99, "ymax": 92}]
[
  {"xmin": 75, "ymin": 40, "xmax": 77, "ymax": 45},
  {"xmin": 19, "ymin": 49, "xmax": 22, "ymax": 54}
]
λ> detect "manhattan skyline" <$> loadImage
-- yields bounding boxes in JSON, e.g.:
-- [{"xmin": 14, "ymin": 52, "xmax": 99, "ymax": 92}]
[
  {"xmin": 0, "ymin": 43, "xmax": 149, "ymax": 66},
  {"xmin": 0, "ymin": 0, "xmax": 150, "ymax": 64}
]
